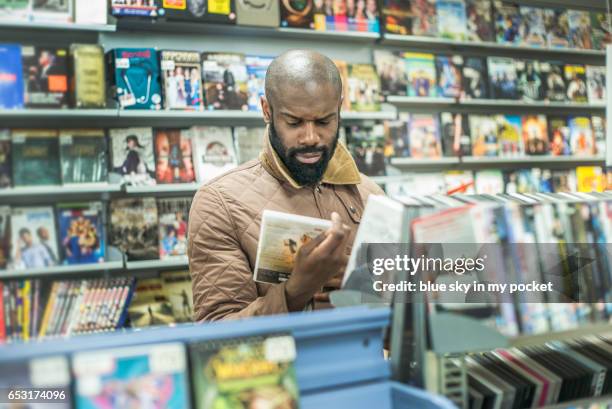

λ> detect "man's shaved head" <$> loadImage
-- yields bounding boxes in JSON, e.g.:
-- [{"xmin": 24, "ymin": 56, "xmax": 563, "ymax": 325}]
[{"xmin": 265, "ymin": 49, "xmax": 343, "ymax": 108}]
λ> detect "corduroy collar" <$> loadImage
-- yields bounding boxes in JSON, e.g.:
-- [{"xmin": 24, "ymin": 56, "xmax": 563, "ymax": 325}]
[{"xmin": 259, "ymin": 125, "xmax": 361, "ymax": 189}]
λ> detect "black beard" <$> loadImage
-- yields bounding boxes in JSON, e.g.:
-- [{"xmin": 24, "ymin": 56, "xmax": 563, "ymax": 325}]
[{"xmin": 269, "ymin": 120, "xmax": 339, "ymax": 186}]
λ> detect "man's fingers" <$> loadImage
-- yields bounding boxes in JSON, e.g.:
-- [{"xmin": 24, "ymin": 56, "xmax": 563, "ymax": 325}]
[
  {"xmin": 314, "ymin": 292, "xmax": 330, "ymax": 303},
  {"xmin": 325, "ymin": 278, "xmax": 342, "ymax": 289},
  {"xmin": 299, "ymin": 230, "xmax": 327, "ymax": 255},
  {"xmin": 313, "ymin": 226, "xmax": 347, "ymax": 256}
]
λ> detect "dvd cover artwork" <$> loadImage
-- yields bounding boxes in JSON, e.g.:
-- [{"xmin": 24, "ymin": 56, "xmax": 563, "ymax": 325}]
[
  {"xmin": 160, "ymin": 50, "xmax": 204, "ymax": 111},
  {"xmin": 569, "ymin": 116, "xmax": 594, "ymax": 156},
  {"xmin": 158, "ymin": 198, "xmax": 191, "ymax": 260},
  {"xmin": 544, "ymin": 8, "xmax": 570, "ymax": 48},
  {"xmin": 202, "ymin": 52, "xmax": 249, "ymax": 111},
  {"xmin": 436, "ymin": 0, "xmax": 467, "ymax": 40},
  {"xmin": 22, "ymin": 46, "xmax": 69, "ymax": 108},
  {"xmin": 0, "ymin": 44, "xmax": 24, "ymax": 109},
  {"xmin": 519, "ymin": 6, "xmax": 546, "ymax": 47},
  {"xmin": 494, "ymin": 1, "xmax": 520, "ymax": 44},
  {"xmin": 154, "ymin": 129, "xmax": 195, "ymax": 184},
  {"xmin": 465, "ymin": 0, "xmax": 493, "ymax": 42},
  {"xmin": 163, "ymin": 0, "xmax": 237, "ymax": 24},
  {"xmin": 381, "ymin": 0, "xmax": 413, "ymax": 35},
  {"xmin": 110, "ymin": 48, "xmax": 162, "ymax": 110},
  {"xmin": 0, "ymin": 130, "xmax": 10, "ymax": 188},
  {"xmin": 411, "ymin": 0, "xmax": 436, "ymax": 36},
  {"xmin": 110, "ymin": 198, "xmax": 159, "ymax": 261},
  {"xmin": 516, "ymin": 60, "xmax": 543, "ymax": 101},
  {"xmin": 462, "ymin": 57, "xmax": 488, "ymax": 99},
  {"xmin": 495, "ymin": 115, "xmax": 523, "ymax": 157},
  {"xmin": 373, "ymin": 50, "xmax": 408, "ymax": 96},
  {"xmin": 280, "ymin": 0, "xmax": 314, "ymax": 28},
  {"xmin": 58, "ymin": 202, "xmax": 105, "ymax": 265},
  {"xmin": 10, "ymin": 206, "xmax": 59, "ymax": 270},
  {"xmin": 110, "ymin": 128, "xmax": 156, "ymax": 186},
  {"xmin": 586, "ymin": 65, "xmax": 606, "ymax": 104},
  {"xmin": 591, "ymin": 12, "xmax": 612, "ymax": 50},
  {"xmin": 111, "ymin": 0, "xmax": 159, "ymax": 16},
  {"xmin": 488, "ymin": 57, "xmax": 518, "ymax": 100},
  {"xmin": 469, "ymin": 115, "xmax": 498, "ymax": 157},
  {"xmin": 564, "ymin": 64, "xmax": 588, "ymax": 103},
  {"xmin": 347, "ymin": 63, "xmax": 381, "ymax": 111},
  {"xmin": 246, "ymin": 55, "xmax": 273, "ymax": 111},
  {"xmin": 522, "ymin": 115, "xmax": 549, "ymax": 155},
  {"xmin": 408, "ymin": 114, "xmax": 442, "ymax": 159},
  {"xmin": 568, "ymin": 9, "xmax": 592, "ymax": 49},
  {"xmin": 435, "ymin": 55, "xmax": 463, "ymax": 98},
  {"xmin": 548, "ymin": 116, "xmax": 571, "ymax": 156},
  {"xmin": 405, "ymin": 52, "xmax": 436, "ymax": 97},
  {"xmin": 313, "ymin": 0, "xmax": 379, "ymax": 33},
  {"xmin": 541, "ymin": 61, "xmax": 566, "ymax": 102},
  {"xmin": 440, "ymin": 112, "xmax": 471, "ymax": 157}
]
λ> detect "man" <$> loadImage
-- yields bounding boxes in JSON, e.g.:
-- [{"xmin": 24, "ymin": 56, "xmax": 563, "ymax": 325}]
[{"xmin": 188, "ymin": 49, "xmax": 383, "ymax": 322}]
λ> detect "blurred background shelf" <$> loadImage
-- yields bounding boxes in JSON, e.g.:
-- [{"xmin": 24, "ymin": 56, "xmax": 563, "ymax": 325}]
[
  {"xmin": 0, "ymin": 184, "xmax": 122, "ymax": 204},
  {"xmin": 389, "ymin": 157, "xmax": 460, "ymax": 168},
  {"xmin": 0, "ymin": 261, "xmax": 125, "ymax": 280},
  {"xmin": 124, "ymin": 183, "xmax": 199, "ymax": 196},
  {"xmin": 0, "ymin": 21, "xmax": 116, "ymax": 32},
  {"xmin": 0, "ymin": 109, "xmax": 118, "ymax": 127},
  {"xmin": 125, "ymin": 257, "xmax": 189, "ymax": 272},
  {"xmin": 510, "ymin": 322, "xmax": 612, "ymax": 348}
]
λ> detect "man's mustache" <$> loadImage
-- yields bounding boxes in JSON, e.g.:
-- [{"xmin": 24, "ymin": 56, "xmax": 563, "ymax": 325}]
[{"xmin": 287, "ymin": 146, "xmax": 328, "ymax": 156}]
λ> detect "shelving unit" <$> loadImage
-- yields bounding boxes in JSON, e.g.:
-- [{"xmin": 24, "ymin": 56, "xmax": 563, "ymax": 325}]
[
  {"xmin": 0, "ymin": 261, "xmax": 124, "ymax": 280},
  {"xmin": 509, "ymin": 322, "xmax": 612, "ymax": 348},
  {"xmin": 125, "ymin": 257, "xmax": 189, "ymax": 272},
  {"xmin": 0, "ymin": 21, "xmax": 116, "ymax": 32}
]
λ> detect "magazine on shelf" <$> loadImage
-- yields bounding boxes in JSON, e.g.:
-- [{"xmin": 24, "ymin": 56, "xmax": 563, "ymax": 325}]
[
  {"xmin": 0, "ymin": 44, "xmax": 24, "ymax": 109},
  {"xmin": 11, "ymin": 129, "xmax": 61, "ymax": 186},
  {"xmin": 469, "ymin": 115, "xmax": 498, "ymax": 157},
  {"xmin": 494, "ymin": 1, "xmax": 521, "ymax": 44},
  {"xmin": 548, "ymin": 116, "xmax": 571, "ymax": 156},
  {"xmin": 435, "ymin": 55, "xmax": 463, "ymax": 99},
  {"xmin": 254, "ymin": 210, "xmax": 331, "ymax": 284},
  {"xmin": 110, "ymin": 128, "xmax": 156, "ymax": 186},
  {"xmin": 576, "ymin": 166, "xmax": 605, "ymax": 193},
  {"xmin": 127, "ymin": 278, "xmax": 175, "ymax": 327},
  {"xmin": 494, "ymin": 115, "xmax": 523, "ymax": 157},
  {"xmin": 544, "ymin": 8, "xmax": 570, "ymax": 48},
  {"xmin": 280, "ymin": 0, "xmax": 314, "ymax": 28},
  {"xmin": 373, "ymin": 50, "xmax": 409, "ymax": 97},
  {"xmin": 158, "ymin": 198, "xmax": 191, "ymax": 260},
  {"xmin": 465, "ymin": 0, "xmax": 493, "ymax": 42},
  {"xmin": 408, "ymin": 114, "xmax": 442, "ymax": 159},
  {"xmin": 57, "ymin": 202, "xmax": 105, "ymax": 265},
  {"xmin": 518, "ymin": 6, "xmax": 546, "ymax": 47},
  {"xmin": 234, "ymin": 126, "xmax": 265, "ymax": 164},
  {"xmin": 381, "ymin": 0, "xmax": 413, "ymax": 35},
  {"xmin": 569, "ymin": 116, "xmax": 595, "ymax": 156},
  {"xmin": 564, "ymin": 64, "xmax": 588, "ymax": 103},
  {"xmin": 568, "ymin": 9, "xmax": 592, "ymax": 49},
  {"xmin": 154, "ymin": 129, "xmax": 196, "ymax": 184},
  {"xmin": 59, "ymin": 129, "xmax": 108, "ymax": 185},
  {"xmin": 10, "ymin": 206, "xmax": 59, "ymax": 270},
  {"xmin": 73, "ymin": 343, "xmax": 190, "ymax": 409},
  {"xmin": 190, "ymin": 334, "xmax": 299, "ymax": 409},
  {"xmin": 110, "ymin": 198, "xmax": 159, "ymax": 261},
  {"xmin": 245, "ymin": 55, "xmax": 273, "ymax": 111},
  {"xmin": 440, "ymin": 112, "xmax": 471, "ymax": 157},
  {"xmin": 202, "ymin": 52, "xmax": 249, "ymax": 111},
  {"xmin": 160, "ymin": 50, "xmax": 204, "ymax": 111},
  {"xmin": 444, "ymin": 170, "xmax": 475, "ymax": 195},
  {"xmin": 190, "ymin": 126, "xmax": 238, "ymax": 183},
  {"xmin": 522, "ymin": 115, "xmax": 549, "ymax": 155},
  {"xmin": 109, "ymin": 48, "xmax": 162, "ymax": 111},
  {"xmin": 70, "ymin": 44, "xmax": 106, "ymax": 109},
  {"xmin": 347, "ymin": 63, "xmax": 381, "ymax": 111},
  {"xmin": 162, "ymin": 0, "xmax": 236, "ymax": 24},
  {"xmin": 405, "ymin": 52, "xmax": 437, "ymax": 97},
  {"xmin": 516, "ymin": 60, "xmax": 543, "ymax": 101},
  {"xmin": 586, "ymin": 65, "xmax": 606, "ymax": 104},
  {"xmin": 0, "ymin": 129, "xmax": 11, "ymax": 188},
  {"xmin": 462, "ymin": 57, "xmax": 488, "ymax": 99},
  {"xmin": 541, "ymin": 61, "xmax": 566, "ymax": 102},
  {"xmin": 436, "ymin": 0, "xmax": 467, "ymax": 40},
  {"xmin": 160, "ymin": 270, "xmax": 193, "ymax": 322},
  {"xmin": 22, "ymin": 45, "xmax": 69, "ymax": 108},
  {"xmin": 487, "ymin": 57, "xmax": 518, "ymax": 100}
]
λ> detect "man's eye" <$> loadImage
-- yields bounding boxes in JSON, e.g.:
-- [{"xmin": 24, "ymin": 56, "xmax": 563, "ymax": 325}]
[
  {"xmin": 316, "ymin": 120, "xmax": 330, "ymax": 126},
  {"xmin": 287, "ymin": 122, "xmax": 301, "ymax": 127}
]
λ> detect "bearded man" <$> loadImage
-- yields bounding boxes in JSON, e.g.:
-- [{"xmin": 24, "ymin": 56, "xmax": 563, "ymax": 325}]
[{"xmin": 188, "ymin": 49, "xmax": 383, "ymax": 321}]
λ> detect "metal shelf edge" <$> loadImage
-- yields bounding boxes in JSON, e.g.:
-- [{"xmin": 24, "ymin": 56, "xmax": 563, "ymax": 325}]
[
  {"xmin": 0, "ymin": 261, "xmax": 125, "ymax": 280},
  {"xmin": 510, "ymin": 322, "xmax": 612, "ymax": 347}
]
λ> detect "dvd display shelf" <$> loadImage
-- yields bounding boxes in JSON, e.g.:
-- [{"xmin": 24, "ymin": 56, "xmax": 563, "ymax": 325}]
[
  {"xmin": 0, "ymin": 20, "xmax": 116, "ymax": 33},
  {"xmin": 0, "ymin": 183, "xmax": 123, "ymax": 205},
  {"xmin": 386, "ymin": 96, "xmax": 606, "ymax": 114}
]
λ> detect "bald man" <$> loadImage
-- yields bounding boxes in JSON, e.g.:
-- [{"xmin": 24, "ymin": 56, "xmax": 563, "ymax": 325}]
[{"xmin": 188, "ymin": 50, "xmax": 384, "ymax": 321}]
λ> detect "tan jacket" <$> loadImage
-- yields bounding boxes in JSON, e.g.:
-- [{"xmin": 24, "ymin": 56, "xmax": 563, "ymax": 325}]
[{"xmin": 188, "ymin": 130, "xmax": 384, "ymax": 321}]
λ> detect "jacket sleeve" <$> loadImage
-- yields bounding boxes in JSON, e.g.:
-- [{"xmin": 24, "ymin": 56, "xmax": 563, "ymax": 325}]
[{"xmin": 188, "ymin": 185, "xmax": 289, "ymax": 322}]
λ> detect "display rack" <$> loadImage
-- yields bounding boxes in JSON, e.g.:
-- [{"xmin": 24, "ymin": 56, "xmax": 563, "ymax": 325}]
[
  {"xmin": 125, "ymin": 257, "xmax": 188, "ymax": 272},
  {"xmin": 0, "ymin": 306, "xmax": 456, "ymax": 409},
  {"xmin": 0, "ymin": 21, "xmax": 116, "ymax": 32},
  {"xmin": 0, "ymin": 261, "xmax": 124, "ymax": 280}
]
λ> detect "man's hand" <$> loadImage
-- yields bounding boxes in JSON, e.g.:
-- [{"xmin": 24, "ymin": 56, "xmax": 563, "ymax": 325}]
[{"xmin": 285, "ymin": 212, "xmax": 350, "ymax": 312}]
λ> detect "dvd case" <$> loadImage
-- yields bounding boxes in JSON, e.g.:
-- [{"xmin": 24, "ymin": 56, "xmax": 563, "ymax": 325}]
[
  {"xmin": 160, "ymin": 50, "xmax": 204, "ymax": 111},
  {"xmin": 59, "ymin": 129, "xmax": 108, "ymax": 185},
  {"xmin": 0, "ymin": 44, "xmax": 24, "ymax": 109},
  {"xmin": 202, "ymin": 52, "xmax": 249, "ymax": 111},
  {"xmin": 163, "ymin": 0, "xmax": 236, "ymax": 23},
  {"xmin": 405, "ymin": 52, "xmax": 437, "ymax": 97},
  {"xmin": 70, "ymin": 44, "xmax": 106, "ymax": 108},
  {"xmin": 109, "ymin": 48, "xmax": 162, "ymax": 110},
  {"xmin": 154, "ymin": 129, "xmax": 195, "ymax": 184},
  {"xmin": 57, "ymin": 202, "xmax": 105, "ymax": 265},
  {"xmin": 158, "ymin": 198, "xmax": 191, "ymax": 260},
  {"xmin": 280, "ymin": 0, "xmax": 314, "ymax": 28},
  {"xmin": 22, "ymin": 46, "xmax": 69, "ymax": 108},
  {"xmin": 10, "ymin": 206, "xmax": 59, "ymax": 270},
  {"xmin": 11, "ymin": 129, "xmax": 61, "ymax": 186}
]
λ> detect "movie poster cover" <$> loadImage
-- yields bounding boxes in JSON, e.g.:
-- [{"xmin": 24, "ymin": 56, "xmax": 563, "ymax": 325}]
[
  {"xmin": 381, "ymin": 0, "xmax": 413, "ymax": 35},
  {"xmin": 405, "ymin": 52, "xmax": 436, "ymax": 97},
  {"xmin": 435, "ymin": 55, "xmax": 463, "ymax": 98},
  {"xmin": 160, "ymin": 270, "xmax": 193, "ymax": 322},
  {"xmin": 110, "ymin": 128, "xmax": 156, "ymax": 186},
  {"xmin": 73, "ymin": 344, "xmax": 190, "ymax": 409},
  {"xmin": 59, "ymin": 129, "xmax": 108, "ymax": 185},
  {"xmin": 487, "ymin": 57, "xmax": 518, "ymax": 99},
  {"xmin": 569, "ymin": 116, "xmax": 595, "ymax": 156},
  {"xmin": 462, "ymin": 57, "xmax": 488, "ymax": 99},
  {"xmin": 160, "ymin": 50, "xmax": 204, "ymax": 111},
  {"xmin": 0, "ymin": 44, "xmax": 24, "ymax": 109},
  {"xmin": 494, "ymin": 115, "xmax": 523, "ymax": 157},
  {"xmin": 541, "ymin": 61, "xmax": 566, "ymax": 101},
  {"xmin": 10, "ymin": 206, "xmax": 59, "ymax": 270},
  {"xmin": 190, "ymin": 126, "xmax": 238, "ymax": 183},
  {"xmin": 548, "ymin": 116, "xmax": 571, "ymax": 156},
  {"xmin": 469, "ymin": 115, "xmax": 498, "ymax": 157},
  {"xmin": 70, "ymin": 44, "xmax": 106, "ymax": 108},
  {"xmin": 591, "ymin": 12, "xmax": 612, "ymax": 50},
  {"xmin": 158, "ymin": 198, "xmax": 191, "ymax": 260},
  {"xmin": 202, "ymin": 52, "xmax": 249, "ymax": 111},
  {"xmin": 440, "ymin": 112, "xmax": 471, "ymax": 157},
  {"xmin": 109, "ymin": 48, "xmax": 162, "ymax": 111},
  {"xmin": 494, "ymin": 1, "xmax": 520, "ymax": 44},
  {"xmin": 586, "ymin": 65, "xmax": 606, "ymax": 103},
  {"xmin": 436, "ymin": 0, "xmax": 467, "ymax": 40},
  {"xmin": 522, "ymin": 115, "xmax": 549, "ymax": 155},
  {"xmin": 408, "ymin": 114, "xmax": 442, "ymax": 159},
  {"xmin": 347, "ymin": 63, "xmax": 381, "ymax": 111},
  {"xmin": 22, "ymin": 46, "xmax": 69, "ymax": 108},
  {"xmin": 154, "ymin": 129, "xmax": 195, "ymax": 184},
  {"xmin": 347, "ymin": 124, "xmax": 386, "ymax": 176},
  {"xmin": 162, "ymin": 0, "xmax": 236, "ymax": 24},
  {"xmin": 313, "ymin": 0, "xmax": 379, "ymax": 33},
  {"xmin": 518, "ymin": 6, "xmax": 546, "ymax": 47},
  {"xmin": 465, "ymin": 0, "xmax": 493, "ymax": 42},
  {"xmin": 0, "ymin": 130, "xmax": 10, "ymax": 188},
  {"xmin": 111, "ymin": 0, "xmax": 159, "ymax": 17},
  {"xmin": 110, "ymin": 198, "xmax": 159, "ymax": 261},
  {"xmin": 246, "ymin": 55, "xmax": 273, "ymax": 111},
  {"xmin": 568, "ymin": 9, "xmax": 592, "ymax": 49},
  {"xmin": 190, "ymin": 336, "xmax": 299, "ymax": 409},
  {"xmin": 544, "ymin": 8, "xmax": 570, "ymax": 48},
  {"xmin": 11, "ymin": 129, "xmax": 61, "ymax": 186},
  {"xmin": 373, "ymin": 50, "xmax": 408, "ymax": 96},
  {"xmin": 57, "ymin": 202, "xmax": 105, "ymax": 265},
  {"xmin": 411, "ymin": 0, "xmax": 436, "ymax": 36},
  {"xmin": 516, "ymin": 60, "xmax": 543, "ymax": 101},
  {"xmin": 280, "ymin": 0, "xmax": 314, "ymax": 28},
  {"xmin": 564, "ymin": 64, "xmax": 588, "ymax": 103}
]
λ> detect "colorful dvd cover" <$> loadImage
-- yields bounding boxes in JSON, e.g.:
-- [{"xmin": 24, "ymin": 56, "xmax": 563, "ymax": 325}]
[
  {"xmin": 70, "ymin": 44, "xmax": 106, "ymax": 108},
  {"xmin": 154, "ymin": 129, "xmax": 196, "ymax": 184},
  {"xmin": 440, "ymin": 112, "xmax": 471, "ymax": 157},
  {"xmin": 0, "ymin": 130, "xmax": 10, "ymax": 188},
  {"xmin": 245, "ymin": 55, "xmax": 273, "ymax": 111},
  {"xmin": 435, "ymin": 55, "xmax": 463, "ymax": 98},
  {"xmin": 158, "ymin": 198, "xmax": 191, "ymax": 260},
  {"xmin": 494, "ymin": 1, "xmax": 520, "ymax": 44},
  {"xmin": 494, "ymin": 114, "xmax": 523, "ymax": 157},
  {"xmin": 109, "ymin": 48, "xmax": 162, "ymax": 110},
  {"xmin": 586, "ymin": 65, "xmax": 606, "ymax": 104},
  {"xmin": 0, "ymin": 44, "xmax": 24, "ymax": 109},
  {"xmin": 487, "ymin": 57, "xmax": 518, "ymax": 100},
  {"xmin": 111, "ymin": 0, "xmax": 159, "ymax": 16},
  {"xmin": 10, "ymin": 206, "xmax": 59, "ymax": 270},
  {"xmin": 190, "ymin": 126, "xmax": 238, "ymax": 183},
  {"xmin": 404, "ymin": 52, "xmax": 436, "ymax": 97},
  {"xmin": 568, "ymin": 9, "xmax": 592, "ymax": 49},
  {"xmin": 462, "ymin": 57, "xmax": 488, "ymax": 99},
  {"xmin": 522, "ymin": 114, "xmax": 549, "ymax": 155},
  {"xmin": 465, "ymin": 0, "xmax": 494, "ymax": 42},
  {"xmin": 160, "ymin": 50, "xmax": 204, "ymax": 111},
  {"xmin": 373, "ymin": 50, "xmax": 409, "ymax": 96},
  {"xmin": 110, "ymin": 197, "xmax": 159, "ymax": 261},
  {"xmin": 408, "ymin": 114, "xmax": 442, "ymax": 159},
  {"xmin": 469, "ymin": 115, "xmax": 498, "ymax": 157},
  {"xmin": 202, "ymin": 52, "xmax": 249, "ymax": 111},
  {"xmin": 347, "ymin": 63, "xmax": 381, "ymax": 111},
  {"xmin": 564, "ymin": 64, "xmax": 588, "ymax": 103},
  {"xmin": 58, "ymin": 202, "xmax": 105, "ymax": 265},
  {"xmin": 110, "ymin": 128, "xmax": 157, "ymax": 186},
  {"xmin": 411, "ymin": 0, "xmax": 436, "ymax": 36},
  {"xmin": 541, "ymin": 61, "xmax": 566, "ymax": 102},
  {"xmin": 436, "ymin": 0, "xmax": 467, "ymax": 40},
  {"xmin": 544, "ymin": 8, "xmax": 570, "ymax": 48},
  {"xmin": 22, "ymin": 45, "xmax": 69, "ymax": 108},
  {"xmin": 548, "ymin": 116, "xmax": 571, "ymax": 156},
  {"xmin": 516, "ymin": 60, "xmax": 543, "ymax": 101},
  {"xmin": 569, "ymin": 116, "xmax": 595, "ymax": 156},
  {"xmin": 280, "ymin": 0, "xmax": 314, "ymax": 28},
  {"xmin": 519, "ymin": 6, "xmax": 546, "ymax": 47},
  {"xmin": 591, "ymin": 11, "xmax": 612, "ymax": 50},
  {"xmin": 162, "ymin": 0, "xmax": 236, "ymax": 24},
  {"xmin": 381, "ymin": 0, "xmax": 413, "ymax": 35}
]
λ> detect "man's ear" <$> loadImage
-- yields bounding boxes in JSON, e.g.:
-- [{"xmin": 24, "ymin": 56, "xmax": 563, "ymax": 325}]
[{"xmin": 261, "ymin": 96, "xmax": 271, "ymax": 124}]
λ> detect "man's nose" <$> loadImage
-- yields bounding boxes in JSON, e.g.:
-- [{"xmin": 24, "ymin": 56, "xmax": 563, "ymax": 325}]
[{"xmin": 301, "ymin": 121, "xmax": 320, "ymax": 145}]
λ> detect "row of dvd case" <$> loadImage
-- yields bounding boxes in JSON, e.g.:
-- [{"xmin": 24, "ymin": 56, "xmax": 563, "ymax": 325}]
[{"xmin": 0, "ymin": 197, "xmax": 192, "ymax": 271}]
